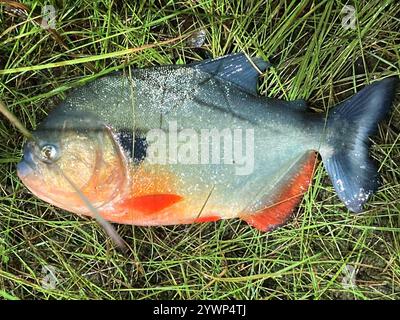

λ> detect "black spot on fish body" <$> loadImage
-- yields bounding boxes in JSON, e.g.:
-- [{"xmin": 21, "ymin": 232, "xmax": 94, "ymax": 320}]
[
  {"xmin": 115, "ymin": 130, "xmax": 148, "ymax": 164},
  {"xmin": 133, "ymin": 134, "xmax": 148, "ymax": 164}
]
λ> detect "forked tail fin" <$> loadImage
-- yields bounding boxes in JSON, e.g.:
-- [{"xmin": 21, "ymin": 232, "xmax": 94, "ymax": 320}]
[{"xmin": 320, "ymin": 77, "xmax": 398, "ymax": 212}]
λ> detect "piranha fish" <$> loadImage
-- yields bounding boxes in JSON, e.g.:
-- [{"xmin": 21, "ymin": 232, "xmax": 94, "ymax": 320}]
[{"xmin": 17, "ymin": 53, "xmax": 397, "ymax": 232}]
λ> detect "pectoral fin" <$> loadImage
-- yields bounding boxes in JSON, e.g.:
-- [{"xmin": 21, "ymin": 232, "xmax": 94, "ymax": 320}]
[{"xmin": 117, "ymin": 194, "xmax": 183, "ymax": 214}]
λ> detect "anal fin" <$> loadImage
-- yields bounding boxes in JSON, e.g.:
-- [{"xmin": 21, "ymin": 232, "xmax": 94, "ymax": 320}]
[{"xmin": 240, "ymin": 151, "xmax": 317, "ymax": 232}]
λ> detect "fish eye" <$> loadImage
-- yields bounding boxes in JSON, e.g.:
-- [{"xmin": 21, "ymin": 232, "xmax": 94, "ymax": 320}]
[{"xmin": 40, "ymin": 144, "xmax": 58, "ymax": 163}]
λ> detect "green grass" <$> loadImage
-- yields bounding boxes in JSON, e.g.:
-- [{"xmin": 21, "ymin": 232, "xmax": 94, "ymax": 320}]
[{"xmin": 0, "ymin": 0, "xmax": 399, "ymax": 300}]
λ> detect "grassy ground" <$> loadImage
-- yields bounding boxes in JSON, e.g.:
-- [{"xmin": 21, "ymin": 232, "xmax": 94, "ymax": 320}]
[{"xmin": 0, "ymin": 0, "xmax": 399, "ymax": 300}]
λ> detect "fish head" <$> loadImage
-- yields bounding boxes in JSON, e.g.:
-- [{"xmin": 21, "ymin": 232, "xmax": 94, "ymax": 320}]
[{"xmin": 17, "ymin": 112, "xmax": 129, "ymax": 215}]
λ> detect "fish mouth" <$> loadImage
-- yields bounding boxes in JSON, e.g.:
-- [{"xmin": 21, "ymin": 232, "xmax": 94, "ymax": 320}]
[
  {"xmin": 16, "ymin": 160, "xmax": 34, "ymax": 178},
  {"xmin": 17, "ymin": 142, "xmax": 38, "ymax": 178},
  {"xmin": 16, "ymin": 159, "xmax": 79, "ymax": 213}
]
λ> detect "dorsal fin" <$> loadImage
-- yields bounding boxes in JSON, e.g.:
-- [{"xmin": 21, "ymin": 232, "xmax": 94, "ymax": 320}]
[{"xmin": 191, "ymin": 53, "xmax": 270, "ymax": 94}]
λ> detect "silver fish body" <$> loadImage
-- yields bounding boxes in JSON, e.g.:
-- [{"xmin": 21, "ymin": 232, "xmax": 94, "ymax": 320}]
[{"xmin": 17, "ymin": 54, "xmax": 398, "ymax": 229}]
